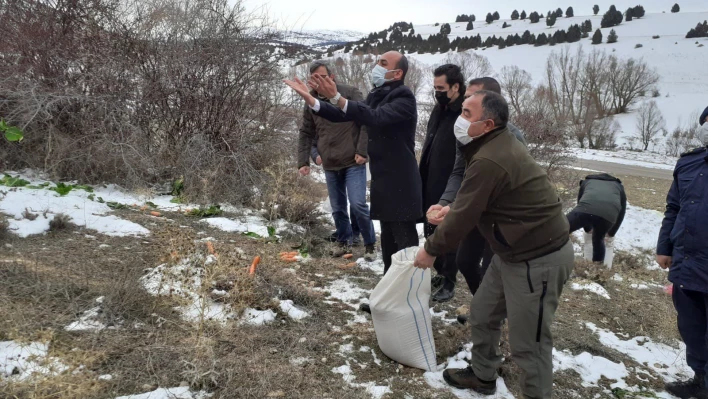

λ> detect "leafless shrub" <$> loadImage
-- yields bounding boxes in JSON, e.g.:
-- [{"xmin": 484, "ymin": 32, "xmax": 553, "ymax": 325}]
[
  {"xmin": 499, "ymin": 65, "xmax": 533, "ymax": 116},
  {"xmin": 442, "ymin": 52, "xmax": 494, "ymax": 82},
  {"xmin": 666, "ymin": 111, "xmax": 703, "ymax": 156},
  {"xmin": 635, "ymin": 101, "xmax": 665, "ymax": 150},
  {"xmin": 415, "ymin": 102, "xmax": 435, "ymax": 160},
  {"xmin": 0, "ymin": 0, "xmax": 300, "ymax": 207},
  {"xmin": 22, "ymin": 208, "xmax": 37, "ymax": 221},
  {"xmin": 260, "ymin": 161, "xmax": 326, "ymax": 226},
  {"xmin": 607, "ymin": 56, "xmax": 660, "ymax": 114},
  {"xmin": 0, "ymin": 217, "xmax": 9, "ymax": 239},
  {"xmin": 49, "ymin": 213, "xmax": 73, "ymax": 231}
]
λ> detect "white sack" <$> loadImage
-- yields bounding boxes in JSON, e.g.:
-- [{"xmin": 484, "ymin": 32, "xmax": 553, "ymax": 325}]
[{"xmin": 369, "ymin": 247, "xmax": 436, "ymax": 371}]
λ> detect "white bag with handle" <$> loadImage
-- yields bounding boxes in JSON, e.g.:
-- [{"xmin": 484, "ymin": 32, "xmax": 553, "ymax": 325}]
[{"xmin": 369, "ymin": 247, "xmax": 437, "ymax": 371}]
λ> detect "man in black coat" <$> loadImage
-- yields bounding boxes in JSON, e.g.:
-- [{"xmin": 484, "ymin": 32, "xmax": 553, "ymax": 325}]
[
  {"xmin": 420, "ymin": 64, "xmax": 465, "ymax": 302},
  {"xmin": 284, "ymin": 51, "xmax": 422, "ymax": 275}
]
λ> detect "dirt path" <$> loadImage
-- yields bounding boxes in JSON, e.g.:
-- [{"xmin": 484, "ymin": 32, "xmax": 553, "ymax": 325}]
[{"xmin": 574, "ymin": 159, "xmax": 674, "ymax": 180}]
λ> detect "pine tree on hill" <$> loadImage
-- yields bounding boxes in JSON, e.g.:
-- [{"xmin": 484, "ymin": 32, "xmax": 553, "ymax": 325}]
[
  {"xmin": 440, "ymin": 23, "xmax": 452, "ymax": 35},
  {"xmin": 626, "ymin": 8, "xmax": 634, "ymax": 22},
  {"xmin": 493, "ymin": 11, "xmax": 501, "ymax": 20},
  {"xmin": 592, "ymin": 29, "xmax": 603, "ymax": 44},
  {"xmin": 556, "ymin": 8, "xmax": 564, "ymax": 18},
  {"xmin": 512, "ymin": 10, "xmax": 520, "ymax": 20},
  {"xmin": 529, "ymin": 12, "xmax": 540, "ymax": 23},
  {"xmin": 503, "ymin": 22, "xmax": 510, "ymax": 28},
  {"xmin": 593, "ymin": 5, "xmax": 600, "ymax": 15},
  {"xmin": 471, "ymin": 14, "xmax": 476, "ymax": 22},
  {"xmin": 607, "ymin": 29, "xmax": 618, "ymax": 43},
  {"xmin": 672, "ymin": 3, "xmax": 680, "ymax": 13},
  {"xmin": 546, "ymin": 13, "xmax": 557, "ymax": 27},
  {"xmin": 466, "ymin": 21, "xmax": 474, "ymax": 31},
  {"xmin": 601, "ymin": 5, "xmax": 624, "ymax": 28},
  {"xmin": 521, "ymin": 10, "xmax": 527, "ymax": 20},
  {"xmin": 633, "ymin": 5, "xmax": 645, "ymax": 18},
  {"xmin": 486, "ymin": 13, "xmax": 494, "ymax": 24},
  {"xmin": 566, "ymin": 7, "xmax": 574, "ymax": 17},
  {"xmin": 536, "ymin": 33, "xmax": 548, "ymax": 46}
]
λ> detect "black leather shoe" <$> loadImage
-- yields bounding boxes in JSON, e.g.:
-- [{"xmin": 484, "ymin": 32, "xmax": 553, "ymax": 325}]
[
  {"xmin": 666, "ymin": 373, "xmax": 708, "ymax": 399},
  {"xmin": 359, "ymin": 303, "xmax": 371, "ymax": 314},
  {"xmin": 443, "ymin": 367, "xmax": 496, "ymax": 395},
  {"xmin": 433, "ymin": 282, "xmax": 455, "ymax": 302}
]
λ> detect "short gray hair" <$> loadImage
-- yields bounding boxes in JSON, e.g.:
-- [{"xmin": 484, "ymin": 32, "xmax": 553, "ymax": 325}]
[
  {"xmin": 474, "ymin": 90, "xmax": 509, "ymax": 127},
  {"xmin": 309, "ymin": 61, "xmax": 332, "ymax": 75}
]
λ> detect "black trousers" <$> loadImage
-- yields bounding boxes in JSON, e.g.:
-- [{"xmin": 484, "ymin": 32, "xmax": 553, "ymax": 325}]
[
  {"xmin": 673, "ymin": 285, "xmax": 708, "ymax": 382},
  {"xmin": 456, "ymin": 228, "xmax": 494, "ymax": 295},
  {"xmin": 566, "ymin": 210, "xmax": 614, "ymax": 262},
  {"xmin": 424, "ymin": 222, "xmax": 457, "ymax": 287},
  {"xmin": 380, "ymin": 221, "xmax": 419, "ymax": 274}
]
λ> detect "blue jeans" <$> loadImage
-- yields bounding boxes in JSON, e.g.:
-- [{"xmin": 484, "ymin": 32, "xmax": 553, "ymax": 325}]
[{"xmin": 324, "ymin": 165, "xmax": 375, "ymax": 246}]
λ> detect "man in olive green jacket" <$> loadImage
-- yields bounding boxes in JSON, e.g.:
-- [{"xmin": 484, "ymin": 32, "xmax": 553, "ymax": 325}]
[{"xmin": 415, "ymin": 90, "xmax": 573, "ymax": 399}]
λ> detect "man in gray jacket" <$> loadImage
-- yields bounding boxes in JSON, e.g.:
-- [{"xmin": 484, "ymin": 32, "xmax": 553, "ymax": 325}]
[
  {"xmin": 428, "ymin": 77, "xmax": 527, "ymax": 296},
  {"xmin": 566, "ymin": 173, "xmax": 627, "ymax": 262}
]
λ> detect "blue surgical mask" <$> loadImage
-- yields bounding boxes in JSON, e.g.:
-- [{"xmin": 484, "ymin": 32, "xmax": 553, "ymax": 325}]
[{"xmin": 371, "ymin": 64, "xmax": 395, "ymax": 88}]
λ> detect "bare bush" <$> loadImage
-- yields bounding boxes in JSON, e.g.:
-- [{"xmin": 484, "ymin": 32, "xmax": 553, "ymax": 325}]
[
  {"xmin": 442, "ymin": 52, "xmax": 494, "ymax": 82},
  {"xmin": 49, "ymin": 213, "xmax": 74, "ymax": 231},
  {"xmin": 666, "ymin": 111, "xmax": 702, "ymax": 156},
  {"xmin": 0, "ymin": 0, "xmax": 300, "ymax": 207},
  {"xmin": 608, "ymin": 56, "xmax": 660, "ymax": 114},
  {"xmin": 405, "ymin": 58, "xmax": 431, "ymax": 98},
  {"xmin": 415, "ymin": 102, "xmax": 435, "ymax": 160},
  {"xmin": 499, "ymin": 66, "xmax": 533, "ymax": 116},
  {"xmin": 635, "ymin": 101, "xmax": 665, "ymax": 150}
]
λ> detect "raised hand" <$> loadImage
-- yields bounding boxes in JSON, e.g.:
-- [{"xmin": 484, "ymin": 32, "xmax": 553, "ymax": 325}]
[
  {"xmin": 310, "ymin": 74, "xmax": 338, "ymax": 99},
  {"xmin": 284, "ymin": 77, "xmax": 316, "ymax": 107}
]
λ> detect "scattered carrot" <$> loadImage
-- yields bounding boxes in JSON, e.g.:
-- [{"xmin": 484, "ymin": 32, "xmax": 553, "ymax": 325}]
[
  {"xmin": 338, "ymin": 262, "xmax": 357, "ymax": 270},
  {"xmin": 249, "ymin": 256, "xmax": 261, "ymax": 275},
  {"xmin": 150, "ymin": 211, "xmax": 161, "ymax": 217},
  {"xmin": 343, "ymin": 254, "xmax": 353, "ymax": 259},
  {"xmin": 283, "ymin": 258, "xmax": 297, "ymax": 263},
  {"xmin": 140, "ymin": 205, "xmax": 148, "ymax": 211},
  {"xmin": 279, "ymin": 252, "xmax": 287, "ymax": 256},
  {"xmin": 206, "ymin": 241, "xmax": 216, "ymax": 255},
  {"xmin": 288, "ymin": 252, "xmax": 299, "ymax": 256}
]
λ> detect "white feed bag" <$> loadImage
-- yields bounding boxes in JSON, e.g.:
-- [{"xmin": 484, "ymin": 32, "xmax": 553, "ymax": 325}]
[{"xmin": 369, "ymin": 247, "xmax": 436, "ymax": 371}]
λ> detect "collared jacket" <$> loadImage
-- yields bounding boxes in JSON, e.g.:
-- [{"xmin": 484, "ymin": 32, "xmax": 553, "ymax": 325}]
[{"xmin": 575, "ymin": 173, "xmax": 627, "ymax": 236}]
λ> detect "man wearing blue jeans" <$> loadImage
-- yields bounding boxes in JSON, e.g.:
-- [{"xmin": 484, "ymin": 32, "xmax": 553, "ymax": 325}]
[{"xmin": 297, "ymin": 61, "xmax": 376, "ymax": 260}]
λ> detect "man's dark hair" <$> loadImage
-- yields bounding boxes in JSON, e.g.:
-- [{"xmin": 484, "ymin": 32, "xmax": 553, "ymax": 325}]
[
  {"xmin": 433, "ymin": 64, "xmax": 465, "ymax": 94},
  {"xmin": 468, "ymin": 77, "xmax": 502, "ymax": 95},
  {"xmin": 309, "ymin": 61, "xmax": 332, "ymax": 75},
  {"xmin": 397, "ymin": 55, "xmax": 409, "ymax": 79},
  {"xmin": 475, "ymin": 90, "xmax": 509, "ymax": 127}
]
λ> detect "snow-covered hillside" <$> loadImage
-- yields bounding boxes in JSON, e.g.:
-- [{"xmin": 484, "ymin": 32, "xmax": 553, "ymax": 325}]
[
  {"xmin": 333, "ymin": 12, "xmax": 708, "ymax": 152},
  {"xmin": 283, "ymin": 29, "xmax": 364, "ymax": 50}
]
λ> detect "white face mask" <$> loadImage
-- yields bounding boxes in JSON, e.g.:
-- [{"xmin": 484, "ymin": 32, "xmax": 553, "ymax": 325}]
[
  {"xmin": 371, "ymin": 64, "xmax": 395, "ymax": 88},
  {"xmin": 454, "ymin": 116, "xmax": 472, "ymax": 144},
  {"xmin": 698, "ymin": 123, "xmax": 708, "ymax": 146}
]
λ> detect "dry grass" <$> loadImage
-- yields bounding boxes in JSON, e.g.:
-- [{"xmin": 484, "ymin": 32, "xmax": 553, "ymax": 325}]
[{"xmin": 615, "ymin": 174, "xmax": 672, "ymax": 212}]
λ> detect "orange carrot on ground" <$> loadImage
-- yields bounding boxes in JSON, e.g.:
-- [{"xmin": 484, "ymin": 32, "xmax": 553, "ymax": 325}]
[
  {"xmin": 279, "ymin": 252, "xmax": 287, "ymax": 256},
  {"xmin": 249, "ymin": 256, "xmax": 261, "ymax": 275},
  {"xmin": 338, "ymin": 262, "xmax": 357, "ymax": 270},
  {"xmin": 343, "ymin": 254, "xmax": 353, "ymax": 259},
  {"xmin": 206, "ymin": 241, "xmax": 216, "ymax": 255},
  {"xmin": 150, "ymin": 211, "xmax": 161, "ymax": 217},
  {"xmin": 288, "ymin": 252, "xmax": 299, "ymax": 256}
]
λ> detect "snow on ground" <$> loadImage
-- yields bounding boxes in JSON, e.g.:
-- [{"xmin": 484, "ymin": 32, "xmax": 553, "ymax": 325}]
[
  {"xmin": 141, "ymin": 256, "xmax": 235, "ymax": 323},
  {"xmin": 0, "ymin": 177, "xmax": 150, "ymax": 238},
  {"xmin": 571, "ymin": 148, "xmax": 677, "ymax": 170},
  {"xmin": 65, "ymin": 296, "xmax": 114, "ymax": 332},
  {"xmin": 278, "ymin": 300, "xmax": 310, "ymax": 321},
  {"xmin": 0, "ymin": 341, "xmax": 68, "ymax": 380},
  {"xmin": 202, "ymin": 215, "xmax": 304, "ymax": 238},
  {"xmin": 316, "ymin": 278, "xmax": 372, "ymax": 308},
  {"xmin": 114, "ymin": 386, "xmax": 212, "ymax": 399},
  {"xmin": 331, "ymin": 363, "xmax": 392, "ymax": 399},
  {"xmin": 240, "ymin": 308, "xmax": 277, "ymax": 326},
  {"xmin": 571, "ymin": 282, "xmax": 612, "ymax": 299}
]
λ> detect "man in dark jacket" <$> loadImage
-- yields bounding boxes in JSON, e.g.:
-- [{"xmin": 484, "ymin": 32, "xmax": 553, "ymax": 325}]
[
  {"xmin": 297, "ymin": 61, "xmax": 375, "ymax": 259},
  {"xmin": 416, "ymin": 91, "xmax": 572, "ymax": 398},
  {"xmin": 285, "ymin": 51, "xmax": 422, "ymax": 274},
  {"xmin": 657, "ymin": 133, "xmax": 708, "ymax": 399},
  {"xmin": 566, "ymin": 173, "xmax": 627, "ymax": 263},
  {"xmin": 428, "ymin": 77, "xmax": 528, "ymax": 296},
  {"xmin": 700, "ymin": 106, "xmax": 708, "ymax": 126},
  {"xmin": 420, "ymin": 64, "xmax": 465, "ymax": 302}
]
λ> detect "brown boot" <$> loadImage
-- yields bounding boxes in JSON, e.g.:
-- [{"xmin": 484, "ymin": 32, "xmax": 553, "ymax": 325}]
[{"xmin": 443, "ymin": 367, "xmax": 496, "ymax": 395}]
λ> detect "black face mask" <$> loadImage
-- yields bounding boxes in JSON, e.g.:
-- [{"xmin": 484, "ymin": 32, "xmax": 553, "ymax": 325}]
[{"xmin": 435, "ymin": 90, "xmax": 451, "ymax": 106}]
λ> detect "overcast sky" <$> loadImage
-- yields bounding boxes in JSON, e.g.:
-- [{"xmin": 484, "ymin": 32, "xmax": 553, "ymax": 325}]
[{"xmin": 242, "ymin": 0, "xmax": 706, "ymax": 32}]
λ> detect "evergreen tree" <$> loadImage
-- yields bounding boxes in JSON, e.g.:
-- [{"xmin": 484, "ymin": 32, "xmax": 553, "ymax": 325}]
[
  {"xmin": 511, "ymin": 10, "xmax": 520, "ymax": 20},
  {"xmin": 521, "ymin": 10, "xmax": 527, "ymax": 20},
  {"xmin": 567, "ymin": 24, "xmax": 582, "ymax": 42},
  {"xmin": 466, "ymin": 21, "xmax": 474, "ymax": 31},
  {"xmin": 582, "ymin": 20, "xmax": 593, "ymax": 33},
  {"xmin": 566, "ymin": 7, "xmax": 574, "ymax": 17},
  {"xmin": 672, "ymin": 3, "xmax": 680, "ymax": 13},
  {"xmin": 486, "ymin": 13, "xmax": 494, "ymax": 24},
  {"xmin": 601, "ymin": 5, "xmax": 624, "ymax": 28},
  {"xmin": 556, "ymin": 8, "xmax": 564, "ymax": 17},
  {"xmin": 493, "ymin": 11, "xmax": 501, "ymax": 20},
  {"xmin": 633, "ymin": 5, "xmax": 645, "ymax": 18},
  {"xmin": 498, "ymin": 40, "xmax": 507, "ymax": 49},
  {"xmin": 592, "ymin": 29, "xmax": 603, "ymax": 44},
  {"xmin": 471, "ymin": 14, "xmax": 476, "ymax": 22},
  {"xmin": 607, "ymin": 29, "xmax": 618, "ymax": 43},
  {"xmin": 549, "ymin": 37, "xmax": 557, "ymax": 46},
  {"xmin": 521, "ymin": 30, "xmax": 531, "ymax": 44},
  {"xmin": 529, "ymin": 12, "xmax": 540, "ymax": 23},
  {"xmin": 536, "ymin": 33, "xmax": 549, "ymax": 46},
  {"xmin": 546, "ymin": 13, "xmax": 557, "ymax": 27},
  {"xmin": 540, "ymin": 12, "xmax": 545, "ymax": 18},
  {"xmin": 529, "ymin": 33, "xmax": 537, "ymax": 45},
  {"xmin": 503, "ymin": 22, "xmax": 510, "ymax": 28},
  {"xmin": 593, "ymin": 4, "xmax": 600, "ymax": 15},
  {"xmin": 626, "ymin": 8, "xmax": 633, "ymax": 22},
  {"xmin": 440, "ymin": 23, "xmax": 452, "ymax": 35}
]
